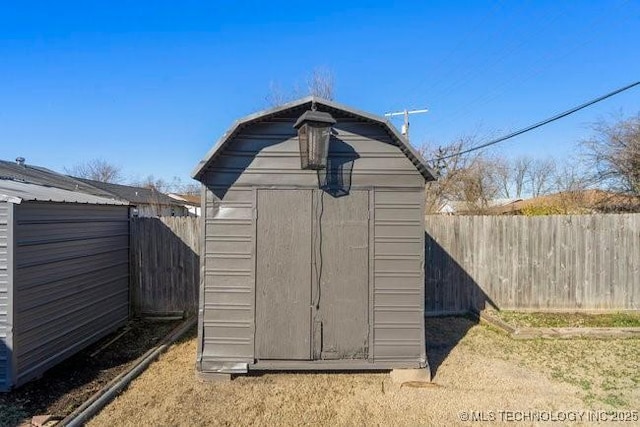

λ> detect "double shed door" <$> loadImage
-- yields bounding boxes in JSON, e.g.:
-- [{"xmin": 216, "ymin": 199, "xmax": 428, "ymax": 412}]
[{"xmin": 255, "ymin": 189, "xmax": 370, "ymax": 361}]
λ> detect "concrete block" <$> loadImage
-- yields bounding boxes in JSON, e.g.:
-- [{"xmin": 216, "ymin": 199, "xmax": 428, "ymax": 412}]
[
  {"xmin": 390, "ymin": 368, "xmax": 431, "ymax": 384},
  {"xmin": 196, "ymin": 371, "xmax": 232, "ymax": 383}
]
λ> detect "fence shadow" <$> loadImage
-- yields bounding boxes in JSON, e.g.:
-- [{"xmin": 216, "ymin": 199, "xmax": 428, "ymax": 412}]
[
  {"xmin": 0, "ymin": 341, "xmax": 9, "ymax": 393},
  {"xmin": 0, "ymin": 320, "xmax": 178, "ymax": 423},
  {"xmin": 424, "ymin": 231, "xmax": 497, "ymax": 378},
  {"xmin": 130, "ymin": 217, "xmax": 200, "ymax": 316}
]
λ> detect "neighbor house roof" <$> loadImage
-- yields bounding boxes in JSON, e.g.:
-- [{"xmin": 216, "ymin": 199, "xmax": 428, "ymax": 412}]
[
  {"xmin": 74, "ymin": 178, "xmax": 185, "ymax": 207},
  {"xmin": 487, "ymin": 190, "xmax": 640, "ymax": 214},
  {"xmin": 0, "ymin": 180, "xmax": 129, "ymax": 205},
  {"xmin": 168, "ymin": 193, "xmax": 201, "ymax": 205},
  {"xmin": 191, "ymin": 96, "xmax": 437, "ymax": 182}
]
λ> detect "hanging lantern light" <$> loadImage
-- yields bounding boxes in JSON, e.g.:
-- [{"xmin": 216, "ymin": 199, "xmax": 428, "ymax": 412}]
[{"xmin": 293, "ymin": 106, "xmax": 336, "ymax": 170}]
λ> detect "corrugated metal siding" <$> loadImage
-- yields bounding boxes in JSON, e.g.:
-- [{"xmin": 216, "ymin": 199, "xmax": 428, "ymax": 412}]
[
  {"xmin": 373, "ymin": 190, "xmax": 425, "ymax": 363},
  {"xmin": 204, "ymin": 118, "xmax": 424, "ymax": 189},
  {"xmin": 200, "ymin": 188, "xmax": 255, "ymax": 364},
  {"xmin": 0, "ymin": 202, "xmax": 12, "ymax": 390},
  {"xmin": 12, "ymin": 202, "xmax": 129, "ymax": 386}
]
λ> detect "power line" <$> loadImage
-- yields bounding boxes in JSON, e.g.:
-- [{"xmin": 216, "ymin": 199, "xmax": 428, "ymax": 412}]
[
  {"xmin": 429, "ymin": 80, "xmax": 640, "ymax": 162},
  {"xmin": 392, "ymin": 0, "xmax": 505, "ymax": 108},
  {"xmin": 431, "ymin": 0, "xmax": 631, "ymax": 133}
]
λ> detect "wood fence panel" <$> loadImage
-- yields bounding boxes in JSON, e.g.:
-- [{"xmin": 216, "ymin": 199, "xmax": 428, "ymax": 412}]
[
  {"xmin": 425, "ymin": 214, "xmax": 640, "ymax": 314},
  {"xmin": 130, "ymin": 217, "xmax": 200, "ymax": 315},
  {"xmin": 130, "ymin": 214, "xmax": 639, "ymax": 316}
]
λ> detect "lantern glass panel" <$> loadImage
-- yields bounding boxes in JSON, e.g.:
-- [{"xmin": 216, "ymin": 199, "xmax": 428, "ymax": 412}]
[
  {"xmin": 298, "ymin": 124, "xmax": 310, "ymax": 169},
  {"xmin": 298, "ymin": 122, "xmax": 331, "ymax": 170}
]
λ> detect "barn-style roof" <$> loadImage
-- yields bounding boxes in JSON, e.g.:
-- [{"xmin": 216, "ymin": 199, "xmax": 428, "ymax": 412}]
[{"xmin": 192, "ymin": 96, "xmax": 437, "ymax": 182}]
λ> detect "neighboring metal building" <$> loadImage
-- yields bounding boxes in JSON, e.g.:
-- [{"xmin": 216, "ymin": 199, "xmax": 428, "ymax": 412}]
[
  {"xmin": 0, "ymin": 180, "xmax": 130, "ymax": 391},
  {"xmin": 0, "ymin": 159, "xmax": 117, "ymax": 198},
  {"xmin": 0, "ymin": 159, "xmax": 189, "ymax": 218},
  {"xmin": 192, "ymin": 97, "xmax": 436, "ymax": 376}
]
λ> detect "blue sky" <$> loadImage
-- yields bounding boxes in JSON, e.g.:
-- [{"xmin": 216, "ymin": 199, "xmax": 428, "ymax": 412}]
[{"xmin": 1, "ymin": 0, "xmax": 638, "ymax": 184}]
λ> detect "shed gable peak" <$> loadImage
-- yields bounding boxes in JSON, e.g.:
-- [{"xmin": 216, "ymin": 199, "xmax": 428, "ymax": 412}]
[{"xmin": 192, "ymin": 97, "xmax": 436, "ymax": 182}]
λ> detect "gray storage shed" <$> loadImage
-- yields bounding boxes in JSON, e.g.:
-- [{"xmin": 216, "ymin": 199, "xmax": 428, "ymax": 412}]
[
  {"xmin": 192, "ymin": 97, "xmax": 436, "ymax": 376},
  {"xmin": 0, "ymin": 180, "xmax": 130, "ymax": 391}
]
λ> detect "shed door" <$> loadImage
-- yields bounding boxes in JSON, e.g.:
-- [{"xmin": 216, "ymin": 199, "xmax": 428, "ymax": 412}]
[
  {"xmin": 254, "ymin": 189, "xmax": 370, "ymax": 361},
  {"xmin": 314, "ymin": 190, "xmax": 369, "ymax": 360},
  {"xmin": 255, "ymin": 190, "xmax": 312, "ymax": 360}
]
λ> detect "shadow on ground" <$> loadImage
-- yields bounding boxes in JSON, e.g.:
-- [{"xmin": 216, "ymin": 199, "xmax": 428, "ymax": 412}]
[
  {"xmin": 424, "ymin": 229, "xmax": 499, "ymax": 378},
  {"xmin": 0, "ymin": 320, "xmax": 180, "ymax": 427},
  {"xmin": 425, "ymin": 315, "xmax": 479, "ymax": 379}
]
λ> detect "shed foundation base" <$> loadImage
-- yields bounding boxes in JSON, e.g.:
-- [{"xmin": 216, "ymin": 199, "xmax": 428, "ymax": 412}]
[
  {"xmin": 196, "ymin": 371, "xmax": 232, "ymax": 383},
  {"xmin": 390, "ymin": 368, "xmax": 432, "ymax": 384}
]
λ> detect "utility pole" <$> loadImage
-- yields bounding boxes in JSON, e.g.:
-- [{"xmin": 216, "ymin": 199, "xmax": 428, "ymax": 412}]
[{"xmin": 384, "ymin": 108, "xmax": 428, "ymax": 142}]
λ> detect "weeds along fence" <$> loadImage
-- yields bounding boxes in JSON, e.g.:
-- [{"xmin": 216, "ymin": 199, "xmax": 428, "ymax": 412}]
[
  {"xmin": 425, "ymin": 214, "xmax": 640, "ymax": 314},
  {"xmin": 130, "ymin": 214, "xmax": 639, "ymax": 316},
  {"xmin": 130, "ymin": 216, "xmax": 200, "ymax": 316}
]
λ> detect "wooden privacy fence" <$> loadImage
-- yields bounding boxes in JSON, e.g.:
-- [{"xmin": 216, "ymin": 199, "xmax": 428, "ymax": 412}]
[
  {"xmin": 130, "ymin": 216, "xmax": 200, "ymax": 315},
  {"xmin": 130, "ymin": 214, "xmax": 639, "ymax": 316},
  {"xmin": 425, "ymin": 214, "xmax": 640, "ymax": 314}
]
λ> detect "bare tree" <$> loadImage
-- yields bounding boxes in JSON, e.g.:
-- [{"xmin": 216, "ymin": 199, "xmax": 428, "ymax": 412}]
[
  {"xmin": 494, "ymin": 156, "xmax": 532, "ymax": 198},
  {"xmin": 65, "ymin": 159, "xmax": 123, "ymax": 183},
  {"xmin": 130, "ymin": 175, "xmax": 199, "ymax": 194},
  {"xmin": 421, "ymin": 138, "xmax": 475, "ymax": 213},
  {"xmin": 306, "ymin": 67, "xmax": 335, "ymax": 100},
  {"xmin": 513, "ymin": 157, "xmax": 534, "ymax": 198},
  {"xmin": 527, "ymin": 158, "xmax": 556, "ymax": 197},
  {"xmin": 264, "ymin": 81, "xmax": 296, "ymax": 108},
  {"xmin": 458, "ymin": 157, "xmax": 502, "ymax": 210},
  {"xmin": 548, "ymin": 162, "xmax": 588, "ymax": 212},
  {"xmin": 181, "ymin": 182, "xmax": 201, "ymax": 195},
  {"xmin": 493, "ymin": 156, "xmax": 556, "ymax": 199},
  {"xmin": 493, "ymin": 157, "xmax": 512, "ymax": 198},
  {"xmin": 581, "ymin": 112, "xmax": 640, "ymax": 195},
  {"xmin": 137, "ymin": 176, "xmax": 169, "ymax": 192},
  {"xmin": 421, "ymin": 136, "xmax": 502, "ymax": 213},
  {"xmin": 265, "ymin": 67, "xmax": 335, "ymax": 107}
]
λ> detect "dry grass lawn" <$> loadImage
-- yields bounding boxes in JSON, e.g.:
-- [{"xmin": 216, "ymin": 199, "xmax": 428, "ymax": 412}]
[
  {"xmin": 88, "ymin": 317, "xmax": 639, "ymax": 426},
  {"xmin": 493, "ymin": 310, "xmax": 640, "ymax": 328}
]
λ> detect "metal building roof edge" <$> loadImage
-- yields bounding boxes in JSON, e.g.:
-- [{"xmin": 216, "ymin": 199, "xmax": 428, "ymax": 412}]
[
  {"xmin": 0, "ymin": 180, "xmax": 130, "ymax": 206},
  {"xmin": 0, "ymin": 194, "xmax": 22, "ymax": 204},
  {"xmin": 191, "ymin": 96, "xmax": 437, "ymax": 182}
]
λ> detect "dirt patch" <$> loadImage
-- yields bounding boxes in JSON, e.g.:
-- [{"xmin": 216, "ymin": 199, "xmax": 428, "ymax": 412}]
[
  {"xmin": 0, "ymin": 319, "xmax": 181, "ymax": 427},
  {"xmin": 493, "ymin": 310, "xmax": 640, "ymax": 328},
  {"xmin": 88, "ymin": 317, "xmax": 639, "ymax": 427}
]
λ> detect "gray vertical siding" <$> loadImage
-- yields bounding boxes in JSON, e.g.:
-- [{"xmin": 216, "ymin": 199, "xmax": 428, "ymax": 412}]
[
  {"xmin": 373, "ymin": 189, "xmax": 426, "ymax": 365},
  {"xmin": 12, "ymin": 202, "xmax": 129, "ymax": 387},
  {"xmin": 0, "ymin": 202, "xmax": 12, "ymax": 391},
  {"xmin": 199, "ymin": 187, "xmax": 255, "ymax": 370}
]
